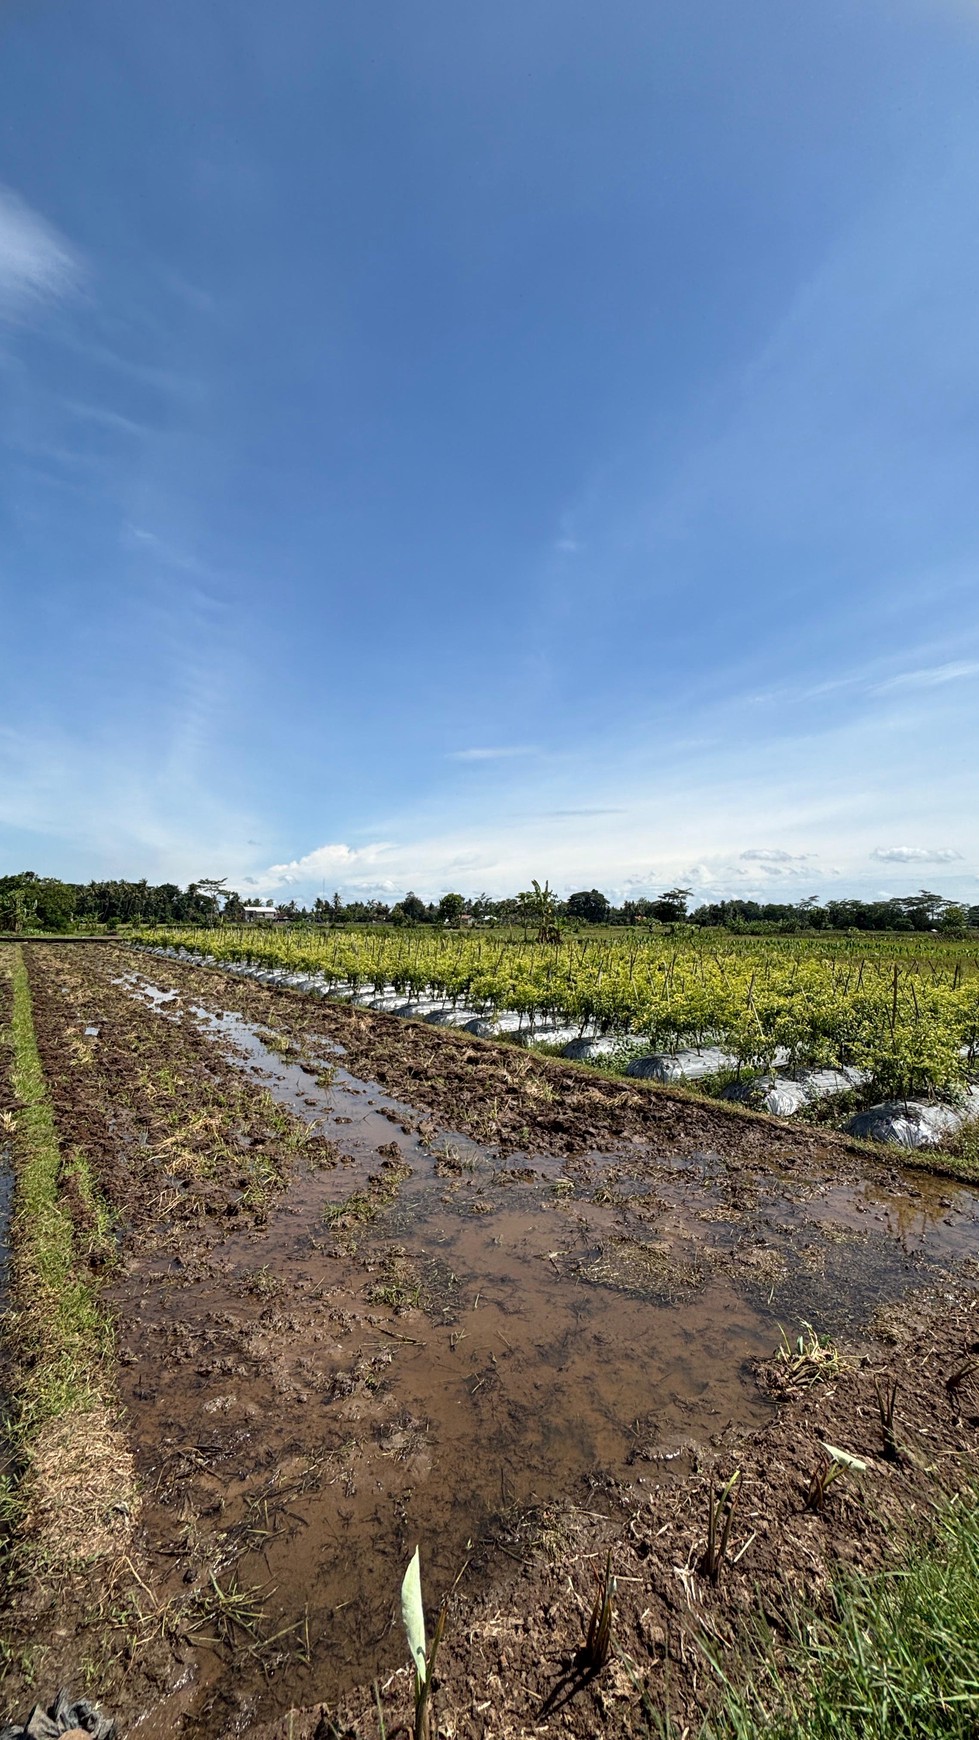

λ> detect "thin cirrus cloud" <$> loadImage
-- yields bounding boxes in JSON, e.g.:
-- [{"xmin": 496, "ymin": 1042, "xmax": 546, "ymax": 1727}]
[
  {"xmin": 0, "ymin": 184, "xmax": 81, "ymax": 318},
  {"xmin": 870, "ymin": 661, "xmax": 979, "ymax": 695},
  {"xmin": 448, "ymin": 746, "xmax": 536, "ymax": 762},
  {"xmin": 871, "ymin": 846, "xmax": 964, "ymax": 863}
]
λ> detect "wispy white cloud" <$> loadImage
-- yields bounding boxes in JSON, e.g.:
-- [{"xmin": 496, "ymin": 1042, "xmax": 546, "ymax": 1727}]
[
  {"xmin": 0, "ymin": 185, "xmax": 81, "ymax": 319},
  {"xmin": 741, "ymin": 848, "xmax": 812, "ymax": 863},
  {"xmin": 61, "ymin": 400, "xmax": 149, "ymax": 438},
  {"xmin": 871, "ymin": 845, "xmax": 963, "ymax": 863},
  {"xmin": 870, "ymin": 660, "xmax": 979, "ymax": 695},
  {"xmin": 0, "ymin": 720, "xmax": 255, "ymax": 886},
  {"xmin": 448, "ymin": 746, "xmax": 536, "ymax": 762}
]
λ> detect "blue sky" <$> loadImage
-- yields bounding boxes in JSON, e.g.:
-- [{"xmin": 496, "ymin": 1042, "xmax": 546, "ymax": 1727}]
[{"xmin": 1, "ymin": 0, "xmax": 978, "ymax": 906}]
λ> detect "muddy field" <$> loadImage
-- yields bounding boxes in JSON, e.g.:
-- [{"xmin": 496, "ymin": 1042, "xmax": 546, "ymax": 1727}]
[{"xmin": 4, "ymin": 942, "xmax": 979, "ymax": 1739}]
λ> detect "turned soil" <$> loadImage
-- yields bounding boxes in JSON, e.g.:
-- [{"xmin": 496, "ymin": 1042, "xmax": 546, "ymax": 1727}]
[{"xmin": 4, "ymin": 943, "xmax": 979, "ymax": 1740}]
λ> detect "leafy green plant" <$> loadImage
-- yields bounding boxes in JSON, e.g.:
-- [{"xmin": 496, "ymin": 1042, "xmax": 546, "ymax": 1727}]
[
  {"xmin": 135, "ymin": 922, "xmax": 979, "ymax": 1109},
  {"xmin": 516, "ymin": 880, "xmax": 562, "ymax": 944},
  {"xmin": 401, "ymin": 1546, "xmax": 446, "ymax": 1740}
]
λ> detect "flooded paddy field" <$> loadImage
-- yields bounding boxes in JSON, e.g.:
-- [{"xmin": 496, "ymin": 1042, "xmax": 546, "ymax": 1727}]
[{"xmin": 4, "ymin": 942, "xmax": 979, "ymax": 1740}]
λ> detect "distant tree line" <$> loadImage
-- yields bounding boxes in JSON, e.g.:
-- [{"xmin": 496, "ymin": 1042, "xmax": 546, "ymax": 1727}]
[
  {"xmin": 1, "ymin": 870, "xmax": 975, "ymax": 935},
  {"xmin": 0, "ymin": 872, "xmax": 234, "ymax": 932}
]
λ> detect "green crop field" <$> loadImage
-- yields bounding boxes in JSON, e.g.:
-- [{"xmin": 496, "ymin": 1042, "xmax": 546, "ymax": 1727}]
[{"xmin": 134, "ymin": 926, "xmax": 979, "ymax": 1100}]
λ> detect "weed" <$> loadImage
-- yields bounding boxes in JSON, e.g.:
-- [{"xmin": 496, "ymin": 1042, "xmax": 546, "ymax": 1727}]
[
  {"xmin": 188, "ymin": 1569, "xmax": 273, "ymax": 1649},
  {"xmin": 524, "ymin": 1076, "xmax": 556, "ymax": 1104},
  {"xmin": 242, "ymin": 1265, "xmax": 282, "ymax": 1301},
  {"xmin": 775, "ymin": 1324, "xmax": 842, "ymax": 1390},
  {"xmin": 322, "ymin": 1163, "xmax": 411, "ymax": 1244},
  {"xmin": 581, "ymin": 1550, "xmax": 615, "ymax": 1671},
  {"xmin": 805, "ymin": 1456, "xmax": 842, "ymax": 1513},
  {"xmin": 7, "ymin": 948, "xmax": 111, "ymax": 1426},
  {"xmin": 255, "ymin": 1027, "xmax": 297, "ymax": 1061},
  {"xmin": 875, "ymin": 1377, "xmax": 901, "ymax": 1462},
  {"xmin": 367, "ymin": 1256, "xmax": 423, "ymax": 1312},
  {"xmin": 699, "ymin": 1469, "xmax": 742, "ymax": 1584}
]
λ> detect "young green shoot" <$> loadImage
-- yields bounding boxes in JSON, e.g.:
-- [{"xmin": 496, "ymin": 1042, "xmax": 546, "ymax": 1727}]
[
  {"xmin": 875, "ymin": 1377, "xmax": 901, "ymax": 1462},
  {"xmin": 699, "ymin": 1469, "xmax": 742, "ymax": 1585},
  {"xmin": 805, "ymin": 1457, "xmax": 843, "ymax": 1514},
  {"xmin": 581, "ymin": 1549, "xmax": 615, "ymax": 1671},
  {"xmin": 401, "ymin": 1545, "xmax": 447, "ymax": 1740}
]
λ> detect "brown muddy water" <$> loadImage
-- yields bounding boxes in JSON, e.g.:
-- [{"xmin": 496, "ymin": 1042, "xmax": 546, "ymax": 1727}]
[{"xmin": 112, "ymin": 971, "xmax": 979, "ymax": 1734}]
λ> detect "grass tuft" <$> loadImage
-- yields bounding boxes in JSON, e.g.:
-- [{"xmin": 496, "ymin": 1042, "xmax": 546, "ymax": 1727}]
[{"xmin": 699, "ymin": 1488, "xmax": 979, "ymax": 1740}]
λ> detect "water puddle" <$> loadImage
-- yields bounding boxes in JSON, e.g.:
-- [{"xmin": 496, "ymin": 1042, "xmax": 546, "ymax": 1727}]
[{"xmin": 110, "ymin": 968, "xmax": 979, "ymax": 1729}]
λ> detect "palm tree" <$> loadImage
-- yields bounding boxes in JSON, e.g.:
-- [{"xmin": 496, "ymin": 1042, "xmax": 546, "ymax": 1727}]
[{"xmin": 518, "ymin": 879, "xmax": 562, "ymax": 943}]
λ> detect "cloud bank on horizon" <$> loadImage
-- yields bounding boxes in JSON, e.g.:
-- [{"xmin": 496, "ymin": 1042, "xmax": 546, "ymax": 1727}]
[{"xmin": 0, "ymin": 0, "xmax": 977, "ymax": 906}]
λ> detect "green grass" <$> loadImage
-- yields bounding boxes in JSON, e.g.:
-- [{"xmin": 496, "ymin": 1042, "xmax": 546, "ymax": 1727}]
[
  {"xmin": 0, "ymin": 941, "xmax": 125, "ymax": 1616},
  {"xmin": 6, "ymin": 945, "xmax": 111, "ymax": 1426},
  {"xmin": 696, "ymin": 1489, "xmax": 979, "ymax": 1740}
]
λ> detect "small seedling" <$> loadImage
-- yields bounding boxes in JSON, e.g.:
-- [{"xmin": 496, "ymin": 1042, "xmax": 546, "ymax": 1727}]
[
  {"xmin": 401, "ymin": 1546, "xmax": 446, "ymax": 1740},
  {"xmin": 875, "ymin": 1377, "xmax": 901, "ymax": 1462},
  {"xmin": 805, "ymin": 1455, "xmax": 842, "ymax": 1513},
  {"xmin": 698, "ymin": 1469, "xmax": 742, "ymax": 1584},
  {"xmin": 581, "ymin": 1550, "xmax": 615, "ymax": 1671}
]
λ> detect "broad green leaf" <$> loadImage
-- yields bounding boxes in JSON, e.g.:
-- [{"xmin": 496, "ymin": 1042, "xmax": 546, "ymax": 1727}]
[{"xmin": 401, "ymin": 1545, "xmax": 427, "ymax": 1685}]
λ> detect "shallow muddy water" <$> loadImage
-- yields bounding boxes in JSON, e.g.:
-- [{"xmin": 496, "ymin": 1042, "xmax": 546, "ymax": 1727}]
[{"xmin": 110, "ymin": 968, "xmax": 979, "ymax": 1732}]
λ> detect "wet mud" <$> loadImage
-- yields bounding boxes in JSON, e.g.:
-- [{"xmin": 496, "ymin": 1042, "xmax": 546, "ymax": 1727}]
[{"xmin": 8, "ymin": 943, "xmax": 979, "ymax": 1740}]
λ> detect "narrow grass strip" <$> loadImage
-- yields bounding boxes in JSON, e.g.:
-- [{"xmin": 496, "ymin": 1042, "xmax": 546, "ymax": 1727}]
[
  {"xmin": 698, "ymin": 1489, "xmax": 979, "ymax": 1740},
  {"xmin": 7, "ymin": 945, "xmax": 107, "ymax": 1424},
  {"xmin": 2, "ymin": 945, "xmax": 133, "ymax": 1576}
]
